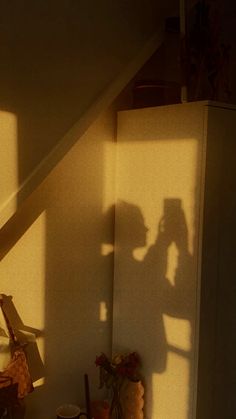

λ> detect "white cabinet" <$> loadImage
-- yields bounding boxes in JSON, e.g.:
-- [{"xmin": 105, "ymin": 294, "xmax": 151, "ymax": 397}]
[{"xmin": 113, "ymin": 101, "xmax": 236, "ymax": 419}]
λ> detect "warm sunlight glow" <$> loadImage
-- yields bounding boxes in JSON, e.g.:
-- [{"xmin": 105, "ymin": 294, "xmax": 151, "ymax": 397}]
[
  {"xmin": 99, "ymin": 301, "xmax": 108, "ymax": 322},
  {"xmin": 165, "ymin": 242, "xmax": 178, "ymax": 286},
  {"xmin": 152, "ymin": 352, "xmax": 190, "ymax": 419},
  {"xmin": 33, "ymin": 375, "xmax": 45, "ymax": 388},
  {"xmin": 0, "ymin": 111, "xmax": 18, "ymax": 227},
  {"xmin": 101, "ymin": 243, "xmax": 114, "ymax": 256},
  {"xmin": 163, "ymin": 314, "xmax": 191, "ymax": 352}
]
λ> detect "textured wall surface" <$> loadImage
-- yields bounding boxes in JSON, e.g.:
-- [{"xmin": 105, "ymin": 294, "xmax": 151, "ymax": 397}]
[{"xmin": 0, "ymin": 102, "xmax": 117, "ymax": 418}]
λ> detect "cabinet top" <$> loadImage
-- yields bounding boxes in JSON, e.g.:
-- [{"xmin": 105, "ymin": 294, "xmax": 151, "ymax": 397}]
[
  {"xmin": 119, "ymin": 100, "xmax": 236, "ymax": 115},
  {"xmin": 207, "ymin": 100, "xmax": 236, "ymax": 111}
]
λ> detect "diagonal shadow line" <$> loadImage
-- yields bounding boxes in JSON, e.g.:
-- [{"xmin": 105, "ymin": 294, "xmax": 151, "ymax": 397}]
[{"xmin": 0, "ymin": 191, "xmax": 45, "ymax": 262}]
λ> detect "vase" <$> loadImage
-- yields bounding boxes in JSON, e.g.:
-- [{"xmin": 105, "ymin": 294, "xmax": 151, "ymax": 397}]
[{"xmin": 120, "ymin": 380, "xmax": 144, "ymax": 419}]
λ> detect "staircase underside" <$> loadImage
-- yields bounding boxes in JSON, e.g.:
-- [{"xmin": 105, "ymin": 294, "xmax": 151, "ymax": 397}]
[{"xmin": 0, "ymin": 1, "xmax": 178, "ymax": 229}]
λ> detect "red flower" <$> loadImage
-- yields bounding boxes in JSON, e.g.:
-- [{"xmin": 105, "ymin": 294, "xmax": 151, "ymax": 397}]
[
  {"xmin": 95, "ymin": 353, "xmax": 108, "ymax": 367},
  {"xmin": 95, "ymin": 351, "xmax": 141, "ymax": 388},
  {"xmin": 116, "ymin": 365, "xmax": 127, "ymax": 376}
]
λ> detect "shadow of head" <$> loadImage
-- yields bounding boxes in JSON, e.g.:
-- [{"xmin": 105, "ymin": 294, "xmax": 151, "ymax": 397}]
[{"xmin": 115, "ymin": 200, "xmax": 148, "ymax": 250}]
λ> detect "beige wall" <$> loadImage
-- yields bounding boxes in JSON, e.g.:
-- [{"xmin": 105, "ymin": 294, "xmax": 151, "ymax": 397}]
[{"xmin": 0, "ymin": 102, "xmax": 118, "ymax": 418}]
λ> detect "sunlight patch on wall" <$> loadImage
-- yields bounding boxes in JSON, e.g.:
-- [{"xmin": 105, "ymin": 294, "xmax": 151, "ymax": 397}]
[
  {"xmin": 152, "ymin": 351, "xmax": 189, "ymax": 419},
  {"xmin": 166, "ymin": 242, "xmax": 178, "ymax": 286},
  {"xmin": 0, "ymin": 111, "xmax": 18, "ymax": 227},
  {"xmin": 163, "ymin": 314, "xmax": 191, "ymax": 353},
  {"xmin": 101, "ymin": 243, "xmax": 114, "ymax": 256},
  {"xmin": 99, "ymin": 301, "xmax": 108, "ymax": 322}
]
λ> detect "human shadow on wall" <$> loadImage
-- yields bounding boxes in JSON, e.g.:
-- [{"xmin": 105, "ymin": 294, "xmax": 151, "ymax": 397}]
[{"xmin": 113, "ymin": 200, "xmax": 195, "ymax": 419}]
